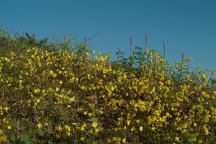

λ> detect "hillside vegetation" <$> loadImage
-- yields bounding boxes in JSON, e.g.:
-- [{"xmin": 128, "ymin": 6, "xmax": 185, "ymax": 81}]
[{"xmin": 0, "ymin": 29, "xmax": 215, "ymax": 143}]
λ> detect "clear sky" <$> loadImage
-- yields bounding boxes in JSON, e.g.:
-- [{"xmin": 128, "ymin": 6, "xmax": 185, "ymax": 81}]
[{"xmin": 1, "ymin": 0, "xmax": 216, "ymax": 69}]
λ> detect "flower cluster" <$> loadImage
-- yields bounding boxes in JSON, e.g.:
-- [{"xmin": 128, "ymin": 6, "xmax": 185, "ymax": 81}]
[{"xmin": 0, "ymin": 32, "xmax": 215, "ymax": 143}]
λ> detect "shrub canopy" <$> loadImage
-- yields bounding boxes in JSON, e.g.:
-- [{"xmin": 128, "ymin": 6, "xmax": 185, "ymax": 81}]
[{"xmin": 0, "ymin": 30, "xmax": 215, "ymax": 143}]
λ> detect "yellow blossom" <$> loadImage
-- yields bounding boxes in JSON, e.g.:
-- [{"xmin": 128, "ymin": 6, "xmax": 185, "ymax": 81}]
[
  {"xmin": 64, "ymin": 125, "xmax": 71, "ymax": 132},
  {"xmin": 49, "ymin": 70, "xmax": 57, "ymax": 78},
  {"xmin": 139, "ymin": 126, "xmax": 143, "ymax": 132},
  {"xmin": 37, "ymin": 123, "xmax": 43, "ymax": 129},
  {"xmin": 175, "ymin": 137, "xmax": 180, "ymax": 142},
  {"xmin": 80, "ymin": 123, "xmax": 87, "ymax": 131},
  {"xmin": 80, "ymin": 137, "xmax": 85, "ymax": 141},
  {"xmin": 7, "ymin": 125, "xmax": 12, "ymax": 130},
  {"xmin": 122, "ymin": 138, "xmax": 126, "ymax": 143},
  {"xmin": 34, "ymin": 88, "xmax": 40, "ymax": 94},
  {"xmin": 92, "ymin": 122, "xmax": 98, "ymax": 128}
]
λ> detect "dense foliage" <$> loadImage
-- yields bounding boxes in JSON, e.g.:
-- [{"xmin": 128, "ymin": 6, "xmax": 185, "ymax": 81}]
[{"xmin": 0, "ymin": 29, "xmax": 215, "ymax": 143}]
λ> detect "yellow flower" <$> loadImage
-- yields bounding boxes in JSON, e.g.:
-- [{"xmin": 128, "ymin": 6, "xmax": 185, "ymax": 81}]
[
  {"xmin": 122, "ymin": 138, "xmax": 126, "ymax": 143},
  {"xmin": 36, "ymin": 98, "xmax": 41, "ymax": 104},
  {"xmin": 59, "ymin": 80, "xmax": 63, "ymax": 85},
  {"xmin": 203, "ymin": 126, "xmax": 209, "ymax": 135},
  {"xmin": 92, "ymin": 122, "xmax": 98, "ymax": 128},
  {"xmin": 56, "ymin": 126, "xmax": 63, "ymax": 132},
  {"xmin": 151, "ymin": 127, "xmax": 156, "ymax": 131},
  {"xmin": 56, "ymin": 87, "xmax": 60, "ymax": 91},
  {"xmin": 7, "ymin": 125, "xmax": 12, "ymax": 130},
  {"xmin": 135, "ymin": 119, "xmax": 140, "ymax": 124},
  {"xmin": 49, "ymin": 70, "xmax": 57, "ymax": 78},
  {"xmin": 175, "ymin": 137, "xmax": 180, "ymax": 142},
  {"xmin": 139, "ymin": 126, "xmax": 143, "ymax": 132},
  {"xmin": 126, "ymin": 120, "xmax": 131, "ymax": 126},
  {"xmin": 69, "ymin": 97, "xmax": 75, "ymax": 103},
  {"xmin": 80, "ymin": 137, "xmax": 85, "ymax": 141},
  {"xmin": 34, "ymin": 88, "xmax": 40, "ymax": 94},
  {"xmin": 130, "ymin": 126, "xmax": 136, "ymax": 132},
  {"xmin": 37, "ymin": 123, "xmax": 43, "ymax": 129},
  {"xmin": 83, "ymin": 111, "xmax": 88, "ymax": 115},
  {"xmin": 80, "ymin": 123, "xmax": 87, "ymax": 131},
  {"xmin": 193, "ymin": 123, "xmax": 197, "ymax": 127},
  {"xmin": 64, "ymin": 125, "xmax": 71, "ymax": 132},
  {"xmin": 4, "ymin": 107, "xmax": 9, "ymax": 111}
]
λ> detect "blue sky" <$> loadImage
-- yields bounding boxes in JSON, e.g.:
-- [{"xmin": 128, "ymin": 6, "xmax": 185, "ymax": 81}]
[{"xmin": 1, "ymin": 0, "xmax": 216, "ymax": 69}]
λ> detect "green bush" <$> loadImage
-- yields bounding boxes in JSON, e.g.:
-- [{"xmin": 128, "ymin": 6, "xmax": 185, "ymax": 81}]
[{"xmin": 0, "ymin": 30, "xmax": 215, "ymax": 143}]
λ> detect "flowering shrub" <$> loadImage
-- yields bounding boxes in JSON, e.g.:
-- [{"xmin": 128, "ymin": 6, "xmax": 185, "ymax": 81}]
[{"xmin": 0, "ymin": 30, "xmax": 215, "ymax": 143}]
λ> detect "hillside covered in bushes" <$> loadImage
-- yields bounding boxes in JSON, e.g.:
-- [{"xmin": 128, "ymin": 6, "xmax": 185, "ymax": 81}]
[{"xmin": 0, "ymin": 29, "xmax": 215, "ymax": 143}]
